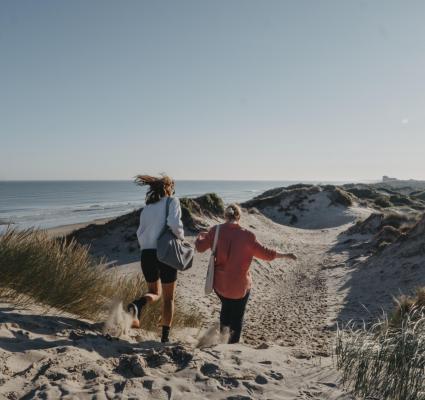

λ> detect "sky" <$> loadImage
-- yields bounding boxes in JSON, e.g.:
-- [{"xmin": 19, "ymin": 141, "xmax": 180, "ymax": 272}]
[{"xmin": 0, "ymin": 0, "xmax": 424, "ymax": 181}]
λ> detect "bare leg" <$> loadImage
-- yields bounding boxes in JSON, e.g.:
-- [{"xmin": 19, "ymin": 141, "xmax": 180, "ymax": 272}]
[
  {"xmin": 144, "ymin": 279, "xmax": 162, "ymax": 304},
  {"xmin": 129, "ymin": 279, "xmax": 162, "ymax": 328},
  {"xmin": 161, "ymin": 281, "xmax": 176, "ymax": 327}
]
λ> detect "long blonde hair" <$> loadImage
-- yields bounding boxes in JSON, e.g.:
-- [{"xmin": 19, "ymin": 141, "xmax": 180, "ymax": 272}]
[{"xmin": 135, "ymin": 174, "xmax": 175, "ymax": 205}]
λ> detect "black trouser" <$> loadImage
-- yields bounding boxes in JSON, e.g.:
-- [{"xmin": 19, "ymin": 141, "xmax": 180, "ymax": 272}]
[{"xmin": 217, "ymin": 291, "xmax": 250, "ymax": 344}]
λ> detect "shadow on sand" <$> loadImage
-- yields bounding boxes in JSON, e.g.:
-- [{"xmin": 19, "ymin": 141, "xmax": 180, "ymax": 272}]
[
  {"xmin": 328, "ymin": 229, "xmax": 425, "ymax": 325},
  {"xmin": 0, "ymin": 306, "xmax": 168, "ymax": 360}
]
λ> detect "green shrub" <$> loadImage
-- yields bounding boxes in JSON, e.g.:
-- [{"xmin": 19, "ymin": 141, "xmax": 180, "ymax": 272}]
[
  {"xmin": 412, "ymin": 191, "xmax": 425, "ymax": 202},
  {"xmin": 374, "ymin": 196, "xmax": 393, "ymax": 208},
  {"xmin": 180, "ymin": 193, "xmax": 224, "ymax": 232},
  {"xmin": 336, "ymin": 289, "xmax": 425, "ymax": 400},
  {"xmin": 329, "ymin": 187, "xmax": 353, "ymax": 207},
  {"xmin": 0, "ymin": 228, "xmax": 201, "ymax": 330},
  {"xmin": 196, "ymin": 193, "xmax": 225, "ymax": 217},
  {"xmin": 390, "ymin": 287, "xmax": 425, "ymax": 327},
  {"xmin": 390, "ymin": 194, "xmax": 414, "ymax": 206},
  {"xmin": 346, "ymin": 187, "xmax": 380, "ymax": 200},
  {"xmin": 383, "ymin": 212, "xmax": 420, "ymax": 231},
  {"xmin": 181, "ymin": 193, "xmax": 224, "ymax": 217}
]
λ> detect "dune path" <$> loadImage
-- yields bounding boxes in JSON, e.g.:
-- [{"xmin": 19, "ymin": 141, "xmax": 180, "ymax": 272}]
[{"xmin": 177, "ymin": 209, "xmax": 359, "ymax": 358}]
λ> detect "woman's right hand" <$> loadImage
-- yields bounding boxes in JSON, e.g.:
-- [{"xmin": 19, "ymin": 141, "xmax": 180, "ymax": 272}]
[
  {"xmin": 284, "ymin": 253, "xmax": 297, "ymax": 261},
  {"xmin": 197, "ymin": 231, "xmax": 209, "ymax": 238},
  {"xmin": 276, "ymin": 252, "xmax": 297, "ymax": 261}
]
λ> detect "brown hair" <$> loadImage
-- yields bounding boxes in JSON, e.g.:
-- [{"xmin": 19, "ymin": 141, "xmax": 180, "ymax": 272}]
[
  {"xmin": 135, "ymin": 174, "xmax": 175, "ymax": 205},
  {"xmin": 224, "ymin": 203, "xmax": 242, "ymax": 222}
]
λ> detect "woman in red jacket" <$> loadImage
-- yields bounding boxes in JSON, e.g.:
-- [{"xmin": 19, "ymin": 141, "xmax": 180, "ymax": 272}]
[{"xmin": 195, "ymin": 204, "xmax": 297, "ymax": 344}]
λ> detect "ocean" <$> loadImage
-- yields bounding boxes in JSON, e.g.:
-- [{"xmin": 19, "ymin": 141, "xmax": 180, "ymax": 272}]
[{"xmin": 0, "ymin": 180, "xmax": 341, "ymax": 230}]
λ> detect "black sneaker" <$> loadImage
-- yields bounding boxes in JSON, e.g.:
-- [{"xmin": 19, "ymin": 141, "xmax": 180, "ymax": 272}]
[
  {"xmin": 127, "ymin": 302, "xmax": 140, "ymax": 328},
  {"xmin": 161, "ymin": 326, "xmax": 170, "ymax": 343},
  {"xmin": 127, "ymin": 297, "xmax": 148, "ymax": 328}
]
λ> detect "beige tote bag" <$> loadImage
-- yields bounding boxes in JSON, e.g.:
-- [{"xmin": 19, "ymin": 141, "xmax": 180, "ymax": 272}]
[{"xmin": 204, "ymin": 225, "xmax": 221, "ymax": 295}]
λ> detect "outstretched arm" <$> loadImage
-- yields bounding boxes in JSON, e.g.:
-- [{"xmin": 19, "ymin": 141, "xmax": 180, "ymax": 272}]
[
  {"xmin": 251, "ymin": 236, "xmax": 297, "ymax": 262},
  {"xmin": 251, "ymin": 239, "xmax": 277, "ymax": 261}
]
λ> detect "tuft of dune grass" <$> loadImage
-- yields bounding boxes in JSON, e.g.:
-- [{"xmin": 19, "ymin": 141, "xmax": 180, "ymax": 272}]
[
  {"xmin": 390, "ymin": 287, "xmax": 425, "ymax": 328},
  {"xmin": 336, "ymin": 288, "xmax": 425, "ymax": 400},
  {"xmin": 0, "ymin": 228, "xmax": 202, "ymax": 331}
]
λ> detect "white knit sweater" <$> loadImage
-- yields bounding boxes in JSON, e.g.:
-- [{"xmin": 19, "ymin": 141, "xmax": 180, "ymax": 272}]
[{"xmin": 136, "ymin": 196, "xmax": 185, "ymax": 250}]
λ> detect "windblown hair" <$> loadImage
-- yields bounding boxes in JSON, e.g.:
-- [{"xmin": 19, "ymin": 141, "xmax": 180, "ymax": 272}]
[
  {"xmin": 135, "ymin": 174, "xmax": 175, "ymax": 205},
  {"xmin": 225, "ymin": 203, "xmax": 242, "ymax": 222}
]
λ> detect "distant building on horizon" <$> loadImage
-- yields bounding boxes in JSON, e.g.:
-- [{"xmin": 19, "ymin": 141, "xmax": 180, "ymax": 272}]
[{"xmin": 383, "ymin": 175, "xmax": 398, "ymax": 182}]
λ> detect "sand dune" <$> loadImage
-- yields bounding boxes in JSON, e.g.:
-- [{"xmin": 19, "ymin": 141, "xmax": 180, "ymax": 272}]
[
  {"xmin": 242, "ymin": 185, "xmax": 372, "ymax": 229},
  {"xmin": 1, "ymin": 185, "xmax": 424, "ymax": 399},
  {"xmin": 334, "ymin": 214, "xmax": 425, "ymax": 321},
  {"xmin": 0, "ymin": 301, "xmax": 353, "ymax": 399}
]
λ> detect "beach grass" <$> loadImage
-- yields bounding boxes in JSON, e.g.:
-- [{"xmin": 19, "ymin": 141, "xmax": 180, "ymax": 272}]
[
  {"xmin": 0, "ymin": 228, "xmax": 201, "ymax": 331},
  {"xmin": 336, "ymin": 289, "xmax": 425, "ymax": 400}
]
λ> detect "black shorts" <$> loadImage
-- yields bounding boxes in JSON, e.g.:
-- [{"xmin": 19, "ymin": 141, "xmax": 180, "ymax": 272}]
[{"xmin": 141, "ymin": 249, "xmax": 177, "ymax": 284}]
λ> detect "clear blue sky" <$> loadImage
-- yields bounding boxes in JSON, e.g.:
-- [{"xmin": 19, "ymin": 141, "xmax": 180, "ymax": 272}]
[{"xmin": 1, "ymin": 0, "xmax": 424, "ymax": 181}]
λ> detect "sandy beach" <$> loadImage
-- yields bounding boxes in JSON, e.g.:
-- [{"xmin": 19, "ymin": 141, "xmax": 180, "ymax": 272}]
[
  {"xmin": 3, "ymin": 2, "xmax": 425, "ymax": 397},
  {"xmin": 1, "ymin": 182, "xmax": 424, "ymax": 399}
]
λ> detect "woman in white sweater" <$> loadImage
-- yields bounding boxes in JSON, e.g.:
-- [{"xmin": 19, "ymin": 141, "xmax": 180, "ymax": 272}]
[{"xmin": 127, "ymin": 174, "xmax": 185, "ymax": 343}]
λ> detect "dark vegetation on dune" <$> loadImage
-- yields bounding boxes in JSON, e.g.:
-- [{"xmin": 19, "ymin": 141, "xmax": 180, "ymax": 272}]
[
  {"xmin": 345, "ymin": 211, "xmax": 422, "ymax": 253},
  {"xmin": 245, "ymin": 184, "xmax": 319, "ymax": 207},
  {"xmin": 325, "ymin": 186, "xmax": 354, "ymax": 207},
  {"xmin": 344, "ymin": 182, "xmax": 425, "ymax": 211},
  {"xmin": 411, "ymin": 190, "xmax": 425, "ymax": 201},
  {"xmin": 391, "ymin": 287, "xmax": 425, "ymax": 327},
  {"xmin": 180, "ymin": 193, "xmax": 224, "ymax": 231},
  {"xmin": 397, "ymin": 212, "xmax": 425, "ymax": 253}
]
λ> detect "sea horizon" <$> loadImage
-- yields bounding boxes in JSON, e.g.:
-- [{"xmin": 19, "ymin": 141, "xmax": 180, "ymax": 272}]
[
  {"xmin": 0, "ymin": 179, "xmax": 359, "ymax": 230},
  {"xmin": 0, "ymin": 178, "xmax": 378, "ymax": 182}
]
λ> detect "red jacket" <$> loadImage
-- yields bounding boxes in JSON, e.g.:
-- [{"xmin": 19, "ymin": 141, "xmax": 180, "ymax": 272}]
[{"xmin": 195, "ymin": 223, "xmax": 277, "ymax": 299}]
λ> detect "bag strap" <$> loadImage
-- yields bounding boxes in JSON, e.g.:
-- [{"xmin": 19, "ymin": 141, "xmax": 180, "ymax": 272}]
[
  {"xmin": 212, "ymin": 224, "xmax": 221, "ymax": 256},
  {"xmin": 160, "ymin": 197, "xmax": 172, "ymax": 236}
]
